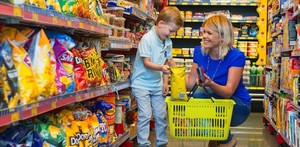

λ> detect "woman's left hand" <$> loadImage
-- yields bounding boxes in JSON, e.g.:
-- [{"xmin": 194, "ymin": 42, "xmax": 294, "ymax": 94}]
[{"xmin": 200, "ymin": 74, "xmax": 213, "ymax": 87}]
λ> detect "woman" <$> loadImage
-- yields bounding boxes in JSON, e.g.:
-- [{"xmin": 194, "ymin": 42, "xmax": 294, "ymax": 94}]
[{"xmin": 186, "ymin": 14, "xmax": 251, "ymax": 147}]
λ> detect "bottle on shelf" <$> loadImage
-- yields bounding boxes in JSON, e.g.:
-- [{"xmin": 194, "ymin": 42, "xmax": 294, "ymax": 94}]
[
  {"xmin": 250, "ymin": 62, "xmax": 257, "ymax": 86},
  {"xmin": 257, "ymin": 65, "xmax": 264, "ymax": 87}
]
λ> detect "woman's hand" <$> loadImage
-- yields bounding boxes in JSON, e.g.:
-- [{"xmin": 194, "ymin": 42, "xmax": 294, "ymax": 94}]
[{"xmin": 200, "ymin": 74, "xmax": 214, "ymax": 87}]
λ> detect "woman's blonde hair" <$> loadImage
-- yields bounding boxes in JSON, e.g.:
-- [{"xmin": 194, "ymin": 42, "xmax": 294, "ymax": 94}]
[
  {"xmin": 156, "ymin": 7, "xmax": 183, "ymax": 27},
  {"xmin": 201, "ymin": 14, "xmax": 234, "ymax": 60}
]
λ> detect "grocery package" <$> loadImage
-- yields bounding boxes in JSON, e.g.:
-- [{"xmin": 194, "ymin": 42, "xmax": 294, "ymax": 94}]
[
  {"xmin": 45, "ymin": 0, "xmax": 61, "ymax": 12},
  {"xmin": 71, "ymin": 48, "xmax": 88, "ymax": 91},
  {"xmin": 170, "ymin": 66, "xmax": 188, "ymax": 101},
  {"xmin": 34, "ymin": 123, "xmax": 66, "ymax": 146},
  {"xmin": 0, "ymin": 125, "xmax": 31, "ymax": 146},
  {"xmin": 11, "ymin": 42, "xmax": 38, "ymax": 105},
  {"xmin": 0, "ymin": 40, "xmax": 20, "ymax": 108},
  {"xmin": 27, "ymin": 29, "xmax": 58, "ymax": 100},
  {"xmin": 53, "ymin": 39, "xmax": 75, "ymax": 94},
  {"xmin": 58, "ymin": 0, "xmax": 77, "ymax": 15},
  {"xmin": 45, "ymin": 31, "xmax": 76, "ymax": 50}
]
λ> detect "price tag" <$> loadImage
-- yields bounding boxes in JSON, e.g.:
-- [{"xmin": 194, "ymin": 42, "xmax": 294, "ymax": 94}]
[
  {"xmin": 241, "ymin": 3, "xmax": 247, "ymax": 6},
  {"xmin": 246, "ymin": 20, "xmax": 253, "ymax": 23},
  {"xmin": 202, "ymin": 2, "xmax": 209, "ymax": 5},
  {"xmin": 90, "ymin": 92, "xmax": 95, "ymax": 98},
  {"xmin": 250, "ymin": 3, "xmax": 256, "ymax": 6},
  {"xmin": 169, "ymin": 2, "xmax": 175, "ymax": 5},
  {"xmin": 232, "ymin": 20, "xmax": 238, "ymax": 23},
  {"xmin": 67, "ymin": 21, "xmax": 72, "ymax": 27},
  {"xmin": 91, "ymin": 26, "xmax": 95, "ymax": 31},
  {"xmin": 79, "ymin": 22, "xmax": 84, "ymax": 29},
  {"xmin": 184, "ymin": 36, "xmax": 190, "ymax": 39},
  {"xmin": 32, "ymin": 13, "xmax": 38, "ymax": 21},
  {"xmin": 192, "ymin": 36, "xmax": 198, "ymax": 39},
  {"xmin": 13, "ymin": 7, "xmax": 22, "ymax": 16},
  {"xmin": 51, "ymin": 102, "xmax": 57, "ymax": 109},
  {"xmin": 175, "ymin": 36, "xmax": 182, "ymax": 38},
  {"xmin": 192, "ymin": 2, "xmax": 198, "ymax": 5},
  {"xmin": 78, "ymin": 95, "xmax": 82, "ymax": 101},
  {"xmin": 101, "ymin": 28, "xmax": 105, "ymax": 33},
  {"xmin": 31, "ymin": 107, "xmax": 37, "ymax": 116},
  {"xmin": 53, "ymin": 17, "xmax": 58, "ymax": 24},
  {"xmin": 182, "ymin": 2, "xmax": 188, "ymax": 5},
  {"xmin": 192, "ymin": 19, "xmax": 198, "ymax": 22},
  {"xmin": 11, "ymin": 112, "xmax": 19, "ymax": 122},
  {"xmin": 185, "ymin": 19, "xmax": 191, "ymax": 22},
  {"xmin": 211, "ymin": 2, "xmax": 217, "ymax": 5}
]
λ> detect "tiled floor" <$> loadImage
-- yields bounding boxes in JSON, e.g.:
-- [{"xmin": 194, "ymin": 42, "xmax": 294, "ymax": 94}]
[{"xmin": 133, "ymin": 113, "xmax": 280, "ymax": 147}]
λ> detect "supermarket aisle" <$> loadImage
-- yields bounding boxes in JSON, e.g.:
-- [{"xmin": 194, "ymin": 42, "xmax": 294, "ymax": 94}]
[{"xmin": 133, "ymin": 113, "xmax": 279, "ymax": 147}]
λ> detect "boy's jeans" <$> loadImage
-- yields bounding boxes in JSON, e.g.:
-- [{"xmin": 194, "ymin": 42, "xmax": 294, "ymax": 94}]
[{"xmin": 132, "ymin": 87, "xmax": 168, "ymax": 147}]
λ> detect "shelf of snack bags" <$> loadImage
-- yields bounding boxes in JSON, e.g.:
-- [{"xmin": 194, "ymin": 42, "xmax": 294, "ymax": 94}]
[
  {"xmin": 0, "ymin": 2, "xmax": 111, "ymax": 36},
  {"xmin": 171, "ymin": 35, "xmax": 257, "ymax": 40},
  {"xmin": 0, "ymin": 79, "xmax": 130, "ymax": 127},
  {"xmin": 168, "ymin": 1, "xmax": 258, "ymax": 6}
]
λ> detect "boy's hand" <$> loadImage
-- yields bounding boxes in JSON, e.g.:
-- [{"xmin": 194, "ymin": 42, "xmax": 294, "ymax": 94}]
[{"xmin": 162, "ymin": 65, "xmax": 170, "ymax": 74}]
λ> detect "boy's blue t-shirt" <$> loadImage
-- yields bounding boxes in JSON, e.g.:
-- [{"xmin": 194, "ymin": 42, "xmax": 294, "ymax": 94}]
[
  {"xmin": 193, "ymin": 46, "xmax": 251, "ymax": 104},
  {"xmin": 130, "ymin": 26, "xmax": 173, "ymax": 91}
]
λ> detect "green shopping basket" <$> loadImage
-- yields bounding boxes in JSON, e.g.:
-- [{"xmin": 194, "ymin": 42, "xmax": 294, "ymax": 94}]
[{"xmin": 166, "ymin": 97, "xmax": 235, "ymax": 140}]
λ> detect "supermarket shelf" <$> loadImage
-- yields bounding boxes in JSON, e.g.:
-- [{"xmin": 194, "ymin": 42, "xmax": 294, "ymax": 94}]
[
  {"xmin": 110, "ymin": 131, "xmax": 130, "ymax": 147},
  {"xmin": 170, "ymin": 36, "xmax": 257, "ymax": 40},
  {"xmin": 123, "ymin": 5, "xmax": 157, "ymax": 21},
  {"xmin": 263, "ymin": 114, "xmax": 293, "ymax": 146},
  {"xmin": 127, "ymin": 104, "xmax": 137, "ymax": 112},
  {"xmin": 0, "ymin": 80, "xmax": 130, "ymax": 127},
  {"xmin": 109, "ymin": 37, "xmax": 132, "ymax": 50},
  {"xmin": 173, "ymin": 54, "xmax": 193, "ymax": 58},
  {"xmin": 291, "ymin": 101, "xmax": 300, "ymax": 112},
  {"xmin": 246, "ymin": 87, "xmax": 265, "ymax": 90},
  {"xmin": 168, "ymin": 1, "xmax": 258, "ymax": 6},
  {"xmin": 291, "ymin": 51, "xmax": 300, "ymax": 57},
  {"xmin": 0, "ymin": 3, "xmax": 111, "ymax": 36},
  {"xmin": 184, "ymin": 18, "xmax": 257, "ymax": 23}
]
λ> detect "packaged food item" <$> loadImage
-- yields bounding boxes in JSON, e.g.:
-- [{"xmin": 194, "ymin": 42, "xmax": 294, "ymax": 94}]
[
  {"xmin": 27, "ymin": 29, "xmax": 58, "ymax": 100},
  {"xmin": 1, "ymin": 40, "xmax": 20, "ymax": 108},
  {"xmin": 46, "ymin": 0, "xmax": 61, "ymax": 12},
  {"xmin": 53, "ymin": 39, "xmax": 75, "ymax": 94},
  {"xmin": 11, "ymin": 43, "xmax": 38, "ymax": 105},
  {"xmin": 35, "ymin": 123, "xmax": 66, "ymax": 146},
  {"xmin": 170, "ymin": 66, "xmax": 188, "ymax": 101},
  {"xmin": 71, "ymin": 48, "xmax": 88, "ymax": 91},
  {"xmin": 107, "ymin": 7, "xmax": 124, "ymax": 17},
  {"xmin": 58, "ymin": 0, "xmax": 77, "ymax": 15},
  {"xmin": 114, "ymin": 17, "xmax": 125, "ymax": 27}
]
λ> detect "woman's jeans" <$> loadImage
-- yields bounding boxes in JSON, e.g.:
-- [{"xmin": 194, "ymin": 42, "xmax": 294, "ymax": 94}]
[
  {"xmin": 219, "ymin": 96, "xmax": 251, "ymax": 144},
  {"xmin": 132, "ymin": 87, "xmax": 168, "ymax": 147}
]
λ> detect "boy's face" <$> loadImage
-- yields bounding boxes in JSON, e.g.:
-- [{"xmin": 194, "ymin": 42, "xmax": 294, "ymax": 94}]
[{"xmin": 156, "ymin": 21, "xmax": 180, "ymax": 41}]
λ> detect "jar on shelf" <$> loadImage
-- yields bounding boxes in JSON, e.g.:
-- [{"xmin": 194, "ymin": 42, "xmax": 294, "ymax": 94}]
[
  {"xmin": 185, "ymin": 11, "xmax": 193, "ymax": 19},
  {"xmin": 114, "ymin": 17, "xmax": 126, "ymax": 27},
  {"xmin": 107, "ymin": 7, "xmax": 124, "ymax": 17}
]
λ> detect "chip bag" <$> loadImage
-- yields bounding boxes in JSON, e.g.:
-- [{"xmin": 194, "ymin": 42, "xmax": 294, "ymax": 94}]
[
  {"xmin": 27, "ymin": 29, "xmax": 58, "ymax": 100},
  {"xmin": 170, "ymin": 66, "xmax": 188, "ymax": 101},
  {"xmin": 71, "ymin": 48, "xmax": 87, "ymax": 91},
  {"xmin": 0, "ymin": 40, "xmax": 20, "ymax": 108},
  {"xmin": 34, "ymin": 123, "xmax": 66, "ymax": 146},
  {"xmin": 53, "ymin": 39, "xmax": 75, "ymax": 94},
  {"xmin": 10, "ymin": 41, "xmax": 38, "ymax": 105}
]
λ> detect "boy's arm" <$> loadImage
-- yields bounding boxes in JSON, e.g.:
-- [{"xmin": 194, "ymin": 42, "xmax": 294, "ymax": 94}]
[{"xmin": 142, "ymin": 57, "xmax": 170, "ymax": 74}]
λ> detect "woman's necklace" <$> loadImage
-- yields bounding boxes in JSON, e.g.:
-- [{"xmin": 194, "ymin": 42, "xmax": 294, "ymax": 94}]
[{"xmin": 206, "ymin": 56, "xmax": 222, "ymax": 80}]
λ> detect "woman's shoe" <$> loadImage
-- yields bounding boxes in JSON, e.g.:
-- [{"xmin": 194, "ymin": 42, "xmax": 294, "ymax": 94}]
[
  {"xmin": 218, "ymin": 136, "xmax": 237, "ymax": 147},
  {"xmin": 208, "ymin": 140, "xmax": 219, "ymax": 147}
]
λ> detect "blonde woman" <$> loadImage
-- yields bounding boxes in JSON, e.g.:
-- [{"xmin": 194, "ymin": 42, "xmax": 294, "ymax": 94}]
[{"xmin": 186, "ymin": 14, "xmax": 251, "ymax": 147}]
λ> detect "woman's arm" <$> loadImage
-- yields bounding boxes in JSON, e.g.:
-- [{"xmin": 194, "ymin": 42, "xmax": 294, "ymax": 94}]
[
  {"xmin": 203, "ymin": 66, "xmax": 243, "ymax": 98},
  {"xmin": 186, "ymin": 63, "xmax": 199, "ymax": 91}
]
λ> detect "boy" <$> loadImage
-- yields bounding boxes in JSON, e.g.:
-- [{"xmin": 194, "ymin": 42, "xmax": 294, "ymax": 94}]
[{"xmin": 130, "ymin": 6, "xmax": 183, "ymax": 147}]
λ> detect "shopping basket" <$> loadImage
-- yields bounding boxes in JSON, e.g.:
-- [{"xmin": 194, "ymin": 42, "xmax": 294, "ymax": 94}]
[{"xmin": 166, "ymin": 97, "xmax": 235, "ymax": 140}]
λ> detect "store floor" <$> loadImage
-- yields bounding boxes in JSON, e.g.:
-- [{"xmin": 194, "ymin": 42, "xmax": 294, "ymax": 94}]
[{"xmin": 132, "ymin": 113, "xmax": 279, "ymax": 147}]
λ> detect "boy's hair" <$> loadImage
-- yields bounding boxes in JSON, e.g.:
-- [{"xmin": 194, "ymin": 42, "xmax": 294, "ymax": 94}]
[
  {"xmin": 201, "ymin": 14, "xmax": 234, "ymax": 59},
  {"xmin": 156, "ymin": 7, "xmax": 183, "ymax": 27}
]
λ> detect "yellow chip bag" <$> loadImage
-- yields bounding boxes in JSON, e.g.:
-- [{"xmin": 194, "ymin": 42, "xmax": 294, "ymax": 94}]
[
  {"xmin": 170, "ymin": 66, "xmax": 188, "ymax": 101},
  {"xmin": 28, "ymin": 29, "xmax": 57, "ymax": 100},
  {"xmin": 11, "ymin": 42, "xmax": 38, "ymax": 105}
]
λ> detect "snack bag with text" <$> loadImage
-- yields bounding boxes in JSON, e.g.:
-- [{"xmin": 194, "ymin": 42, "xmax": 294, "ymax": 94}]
[{"xmin": 170, "ymin": 66, "xmax": 188, "ymax": 101}]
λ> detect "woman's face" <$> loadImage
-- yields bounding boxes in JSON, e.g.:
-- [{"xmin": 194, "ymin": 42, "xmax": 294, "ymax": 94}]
[{"xmin": 202, "ymin": 25, "xmax": 221, "ymax": 51}]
